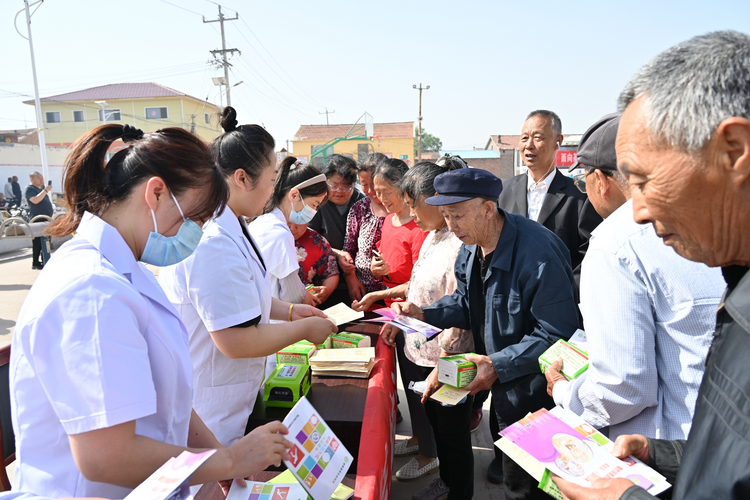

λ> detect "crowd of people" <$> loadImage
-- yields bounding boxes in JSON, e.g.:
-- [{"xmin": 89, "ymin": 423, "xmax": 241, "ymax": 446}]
[{"xmin": 3, "ymin": 29, "xmax": 750, "ymax": 500}]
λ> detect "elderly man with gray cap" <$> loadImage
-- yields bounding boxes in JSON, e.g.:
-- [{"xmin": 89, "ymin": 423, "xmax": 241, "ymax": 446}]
[
  {"xmin": 394, "ymin": 167, "xmax": 579, "ymax": 500},
  {"xmin": 544, "ymin": 113, "xmax": 724, "ymax": 443},
  {"xmin": 554, "ymin": 30, "xmax": 750, "ymax": 500}
]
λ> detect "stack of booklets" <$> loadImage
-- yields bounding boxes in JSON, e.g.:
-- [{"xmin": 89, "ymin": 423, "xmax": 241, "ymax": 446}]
[
  {"xmin": 309, "ymin": 347, "xmax": 375, "ymax": 378},
  {"xmin": 497, "ymin": 406, "xmax": 670, "ymax": 498}
]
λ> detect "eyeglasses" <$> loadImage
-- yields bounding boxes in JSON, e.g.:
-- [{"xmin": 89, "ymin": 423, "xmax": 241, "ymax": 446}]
[
  {"xmin": 327, "ymin": 181, "xmax": 354, "ymax": 193},
  {"xmin": 573, "ymin": 167, "xmax": 614, "ymax": 194}
]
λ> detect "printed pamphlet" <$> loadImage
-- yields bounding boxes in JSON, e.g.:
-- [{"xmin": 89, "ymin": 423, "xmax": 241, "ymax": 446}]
[
  {"xmin": 268, "ymin": 470, "xmax": 354, "ymax": 500},
  {"xmin": 283, "ymin": 397, "xmax": 353, "ymax": 500},
  {"xmin": 124, "ymin": 450, "xmax": 216, "ymax": 500},
  {"xmin": 226, "ymin": 481, "xmax": 307, "ymax": 500},
  {"xmin": 497, "ymin": 407, "xmax": 670, "ymax": 497},
  {"xmin": 322, "ymin": 303, "xmax": 364, "ymax": 326},
  {"xmin": 363, "ymin": 308, "xmax": 441, "ymax": 339}
]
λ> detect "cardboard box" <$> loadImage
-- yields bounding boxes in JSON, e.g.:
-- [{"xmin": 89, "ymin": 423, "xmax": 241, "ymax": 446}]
[
  {"xmin": 330, "ymin": 332, "xmax": 371, "ymax": 349},
  {"xmin": 263, "ymin": 364, "xmax": 312, "ymax": 408},
  {"xmin": 539, "ymin": 339, "xmax": 589, "ymax": 380},
  {"xmin": 276, "ymin": 343, "xmax": 317, "ymax": 365},
  {"xmin": 438, "ymin": 354, "xmax": 477, "ymax": 388}
]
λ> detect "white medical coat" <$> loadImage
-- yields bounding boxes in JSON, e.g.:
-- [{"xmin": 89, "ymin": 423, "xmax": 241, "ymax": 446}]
[
  {"xmin": 248, "ymin": 208, "xmax": 299, "ymax": 299},
  {"xmin": 10, "ymin": 212, "xmax": 193, "ymax": 499},
  {"xmin": 159, "ymin": 208, "xmax": 269, "ymax": 446}
]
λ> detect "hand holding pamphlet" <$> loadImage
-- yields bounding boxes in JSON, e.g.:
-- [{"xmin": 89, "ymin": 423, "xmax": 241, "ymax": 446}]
[
  {"xmin": 322, "ymin": 303, "xmax": 364, "ymax": 326},
  {"xmin": 282, "ymin": 397, "xmax": 353, "ymax": 500},
  {"xmin": 497, "ymin": 407, "xmax": 670, "ymax": 498},
  {"xmin": 364, "ymin": 308, "xmax": 441, "ymax": 339}
]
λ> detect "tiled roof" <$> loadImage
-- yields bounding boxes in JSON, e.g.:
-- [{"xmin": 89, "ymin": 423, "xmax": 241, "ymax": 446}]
[
  {"xmin": 24, "ymin": 83, "xmax": 201, "ymax": 103},
  {"xmin": 487, "ymin": 135, "xmax": 522, "ymax": 150},
  {"xmin": 293, "ymin": 122, "xmax": 414, "ymax": 142}
]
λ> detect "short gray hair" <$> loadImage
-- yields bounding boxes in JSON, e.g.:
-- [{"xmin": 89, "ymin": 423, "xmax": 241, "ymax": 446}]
[
  {"xmin": 618, "ymin": 30, "xmax": 750, "ymax": 153},
  {"xmin": 526, "ymin": 110, "xmax": 562, "ymax": 138},
  {"xmin": 29, "ymin": 171, "xmax": 41, "ymax": 178}
]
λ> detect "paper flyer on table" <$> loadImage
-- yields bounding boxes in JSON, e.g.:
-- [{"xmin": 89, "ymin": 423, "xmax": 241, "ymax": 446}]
[
  {"xmin": 364, "ymin": 308, "xmax": 441, "ymax": 339},
  {"xmin": 226, "ymin": 481, "xmax": 307, "ymax": 500},
  {"xmin": 282, "ymin": 397, "xmax": 353, "ymax": 500},
  {"xmin": 124, "ymin": 449, "xmax": 216, "ymax": 500},
  {"xmin": 322, "ymin": 303, "xmax": 364, "ymax": 326},
  {"xmin": 497, "ymin": 407, "xmax": 670, "ymax": 497}
]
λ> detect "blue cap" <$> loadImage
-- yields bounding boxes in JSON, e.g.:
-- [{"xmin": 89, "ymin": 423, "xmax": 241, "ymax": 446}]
[{"xmin": 426, "ymin": 168, "xmax": 503, "ymax": 206}]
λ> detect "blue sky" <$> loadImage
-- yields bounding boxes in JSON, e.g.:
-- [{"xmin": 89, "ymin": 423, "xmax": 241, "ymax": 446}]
[{"xmin": 1, "ymin": 0, "xmax": 748, "ymax": 150}]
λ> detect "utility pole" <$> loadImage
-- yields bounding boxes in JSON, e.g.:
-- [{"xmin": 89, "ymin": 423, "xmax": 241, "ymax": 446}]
[
  {"xmin": 19, "ymin": 0, "xmax": 49, "ymax": 183},
  {"xmin": 203, "ymin": 6, "xmax": 239, "ymax": 106},
  {"xmin": 319, "ymin": 108, "xmax": 335, "ymax": 125},
  {"xmin": 412, "ymin": 83, "xmax": 430, "ymax": 161}
]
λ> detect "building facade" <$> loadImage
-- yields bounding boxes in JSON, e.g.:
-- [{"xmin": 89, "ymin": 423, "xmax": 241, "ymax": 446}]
[{"xmin": 23, "ymin": 83, "xmax": 222, "ymax": 146}]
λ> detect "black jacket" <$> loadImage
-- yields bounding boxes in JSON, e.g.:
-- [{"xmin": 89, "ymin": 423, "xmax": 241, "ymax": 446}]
[
  {"xmin": 497, "ymin": 171, "xmax": 602, "ymax": 291},
  {"xmin": 309, "ymin": 189, "xmax": 365, "ymax": 251},
  {"xmin": 620, "ymin": 266, "xmax": 749, "ymax": 500}
]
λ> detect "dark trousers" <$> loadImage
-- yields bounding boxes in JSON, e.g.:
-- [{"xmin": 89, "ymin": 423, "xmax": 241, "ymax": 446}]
[
  {"xmin": 424, "ymin": 397, "xmax": 474, "ymax": 499},
  {"xmin": 32, "ymin": 237, "xmax": 42, "ymax": 264}
]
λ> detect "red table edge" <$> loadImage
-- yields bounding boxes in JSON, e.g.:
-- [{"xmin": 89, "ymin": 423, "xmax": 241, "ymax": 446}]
[{"xmin": 353, "ymin": 334, "xmax": 396, "ymax": 500}]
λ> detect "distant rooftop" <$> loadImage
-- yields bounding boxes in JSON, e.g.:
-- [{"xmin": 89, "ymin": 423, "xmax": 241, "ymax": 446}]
[
  {"xmin": 293, "ymin": 122, "xmax": 414, "ymax": 142},
  {"xmin": 439, "ymin": 149, "xmax": 501, "ymax": 159},
  {"xmin": 23, "ymin": 82, "xmax": 205, "ymax": 104}
]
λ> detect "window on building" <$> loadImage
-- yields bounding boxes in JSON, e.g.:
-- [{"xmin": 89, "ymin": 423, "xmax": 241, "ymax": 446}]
[
  {"xmin": 45, "ymin": 111, "xmax": 61, "ymax": 124},
  {"xmin": 145, "ymin": 107, "xmax": 168, "ymax": 120},
  {"xmin": 98, "ymin": 108, "xmax": 121, "ymax": 122},
  {"xmin": 205, "ymin": 113, "xmax": 211, "ymax": 125},
  {"xmin": 73, "ymin": 110, "xmax": 85, "ymax": 122},
  {"xmin": 357, "ymin": 144, "xmax": 370, "ymax": 160},
  {"xmin": 311, "ymin": 145, "xmax": 334, "ymax": 168}
]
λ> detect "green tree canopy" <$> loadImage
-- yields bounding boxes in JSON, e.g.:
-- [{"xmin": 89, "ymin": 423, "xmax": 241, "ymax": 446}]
[{"xmin": 414, "ymin": 128, "xmax": 442, "ymax": 154}]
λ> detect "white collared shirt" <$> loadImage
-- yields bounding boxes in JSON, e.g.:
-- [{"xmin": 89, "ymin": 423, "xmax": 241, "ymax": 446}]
[
  {"xmin": 526, "ymin": 167, "xmax": 557, "ymax": 222},
  {"xmin": 159, "ymin": 208, "xmax": 270, "ymax": 446},
  {"xmin": 11, "ymin": 212, "xmax": 193, "ymax": 499}
]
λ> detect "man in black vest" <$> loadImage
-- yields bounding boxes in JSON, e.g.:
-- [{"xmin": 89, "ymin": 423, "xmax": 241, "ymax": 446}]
[{"xmin": 25, "ymin": 171, "xmax": 53, "ymax": 269}]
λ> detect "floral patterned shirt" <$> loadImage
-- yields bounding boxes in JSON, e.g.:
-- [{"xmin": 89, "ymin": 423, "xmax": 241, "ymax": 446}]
[
  {"xmin": 343, "ymin": 197, "xmax": 385, "ymax": 293},
  {"xmin": 404, "ymin": 227, "xmax": 475, "ymax": 367},
  {"xmin": 295, "ymin": 229, "xmax": 339, "ymax": 286}
]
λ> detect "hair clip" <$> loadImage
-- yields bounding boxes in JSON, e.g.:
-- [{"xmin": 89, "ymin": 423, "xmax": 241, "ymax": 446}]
[{"xmin": 122, "ymin": 124, "xmax": 144, "ymax": 143}]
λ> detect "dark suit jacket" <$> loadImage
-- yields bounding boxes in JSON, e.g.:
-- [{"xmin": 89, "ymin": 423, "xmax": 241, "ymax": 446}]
[{"xmin": 497, "ymin": 171, "xmax": 602, "ymax": 291}]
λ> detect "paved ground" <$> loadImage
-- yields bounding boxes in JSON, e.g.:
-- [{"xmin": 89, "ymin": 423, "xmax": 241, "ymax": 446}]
[{"xmin": 0, "ymin": 246, "xmax": 505, "ymax": 499}]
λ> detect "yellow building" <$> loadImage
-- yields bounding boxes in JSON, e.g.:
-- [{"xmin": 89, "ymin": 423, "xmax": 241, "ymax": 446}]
[
  {"xmin": 291, "ymin": 122, "xmax": 415, "ymax": 167},
  {"xmin": 23, "ymin": 83, "xmax": 222, "ymax": 147}
]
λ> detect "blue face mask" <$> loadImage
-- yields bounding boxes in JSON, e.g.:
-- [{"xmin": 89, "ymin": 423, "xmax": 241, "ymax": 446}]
[
  {"xmin": 289, "ymin": 196, "xmax": 317, "ymax": 225},
  {"xmin": 140, "ymin": 190, "xmax": 203, "ymax": 267}
]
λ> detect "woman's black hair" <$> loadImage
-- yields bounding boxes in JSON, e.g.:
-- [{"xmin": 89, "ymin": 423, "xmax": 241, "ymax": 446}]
[
  {"xmin": 265, "ymin": 155, "xmax": 329, "ymax": 213},
  {"xmin": 323, "ymin": 154, "xmax": 357, "ymax": 184},
  {"xmin": 372, "ymin": 157, "xmax": 408, "ymax": 187},
  {"xmin": 357, "ymin": 152, "xmax": 388, "ymax": 173},
  {"xmin": 49, "ymin": 124, "xmax": 228, "ymax": 237},
  {"xmin": 400, "ymin": 160, "xmax": 465, "ymax": 201},
  {"xmin": 210, "ymin": 106, "xmax": 276, "ymax": 184}
]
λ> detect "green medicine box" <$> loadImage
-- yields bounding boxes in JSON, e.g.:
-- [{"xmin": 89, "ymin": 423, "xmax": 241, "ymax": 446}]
[
  {"xmin": 276, "ymin": 343, "xmax": 318, "ymax": 365},
  {"xmin": 539, "ymin": 339, "xmax": 589, "ymax": 380},
  {"xmin": 298, "ymin": 334, "xmax": 333, "ymax": 350},
  {"xmin": 438, "ymin": 354, "xmax": 477, "ymax": 388},
  {"xmin": 330, "ymin": 332, "xmax": 371, "ymax": 349},
  {"xmin": 263, "ymin": 364, "xmax": 312, "ymax": 408}
]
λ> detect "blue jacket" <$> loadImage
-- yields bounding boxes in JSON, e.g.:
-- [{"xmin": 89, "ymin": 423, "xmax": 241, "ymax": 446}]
[{"xmin": 422, "ymin": 210, "xmax": 579, "ymax": 423}]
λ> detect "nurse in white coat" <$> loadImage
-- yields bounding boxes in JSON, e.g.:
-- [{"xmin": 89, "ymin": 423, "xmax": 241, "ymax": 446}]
[
  {"xmin": 248, "ymin": 156, "xmax": 330, "ymax": 306},
  {"xmin": 159, "ymin": 108, "xmax": 337, "ymax": 447},
  {"xmin": 10, "ymin": 124, "xmax": 292, "ymax": 500}
]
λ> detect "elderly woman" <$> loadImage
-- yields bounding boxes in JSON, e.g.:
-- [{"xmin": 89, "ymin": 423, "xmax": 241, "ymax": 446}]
[
  {"xmin": 341, "ymin": 153, "xmax": 389, "ymax": 301},
  {"xmin": 308, "ymin": 154, "xmax": 365, "ymax": 308},
  {"xmin": 361, "ymin": 161, "xmax": 473, "ymax": 498}
]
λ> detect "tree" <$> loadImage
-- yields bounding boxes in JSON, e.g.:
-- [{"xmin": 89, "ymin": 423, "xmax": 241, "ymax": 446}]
[{"xmin": 414, "ymin": 128, "xmax": 442, "ymax": 155}]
